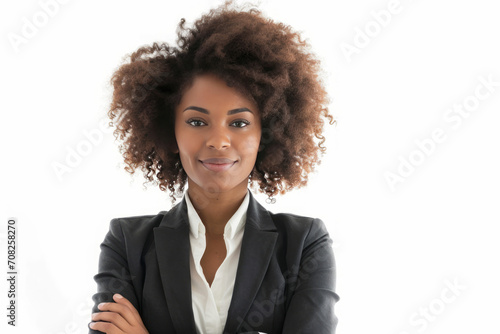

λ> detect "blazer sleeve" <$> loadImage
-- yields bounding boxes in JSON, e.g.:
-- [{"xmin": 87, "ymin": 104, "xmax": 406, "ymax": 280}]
[
  {"xmin": 281, "ymin": 218, "xmax": 340, "ymax": 334},
  {"xmin": 89, "ymin": 219, "xmax": 141, "ymax": 334}
]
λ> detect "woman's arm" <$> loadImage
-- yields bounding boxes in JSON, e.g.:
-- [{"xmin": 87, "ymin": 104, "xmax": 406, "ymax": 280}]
[
  {"xmin": 89, "ymin": 293, "xmax": 148, "ymax": 333},
  {"xmin": 88, "ymin": 219, "xmax": 148, "ymax": 334},
  {"xmin": 281, "ymin": 218, "xmax": 340, "ymax": 333}
]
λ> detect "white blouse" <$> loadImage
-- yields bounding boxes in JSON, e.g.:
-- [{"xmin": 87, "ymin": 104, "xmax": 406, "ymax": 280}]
[{"xmin": 185, "ymin": 190, "xmax": 250, "ymax": 334}]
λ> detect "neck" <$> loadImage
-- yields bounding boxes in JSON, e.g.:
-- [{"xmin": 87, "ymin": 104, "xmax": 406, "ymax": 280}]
[{"xmin": 186, "ymin": 180, "xmax": 248, "ymax": 236}]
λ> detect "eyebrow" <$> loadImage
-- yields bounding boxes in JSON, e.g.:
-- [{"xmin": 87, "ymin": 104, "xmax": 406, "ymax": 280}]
[{"xmin": 182, "ymin": 106, "xmax": 254, "ymax": 115}]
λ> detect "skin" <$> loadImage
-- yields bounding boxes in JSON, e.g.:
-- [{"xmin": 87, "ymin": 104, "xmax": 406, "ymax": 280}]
[
  {"xmin": 175, "ymin": 73, "xmax": 261, "ymax": 286},
  {"xmin": 89, "ymin": 73, "xmax": 262, "ymax": 333},
  {"xmin": 89, "ymin": 294, "xmax": 149, "ymax": 333}
]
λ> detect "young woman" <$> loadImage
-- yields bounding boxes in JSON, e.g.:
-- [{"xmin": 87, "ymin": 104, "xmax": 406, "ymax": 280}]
[{"xmin": 88, "ymin": 1, "xmax": 339, "ymax": 333}]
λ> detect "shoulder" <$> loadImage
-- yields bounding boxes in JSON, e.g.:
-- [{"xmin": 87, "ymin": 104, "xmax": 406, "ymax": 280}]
[
  {"xmin": 264, "ymin": 210, "xmax": 335, "ymax": 272},
  {"xmin": 108, "ymin": 212, "xmax": 165, "ymax": 236},
  {"xmin": 102, "ymin": 211, "xmax": 167, "ymax": 251},
  {"xmin": 268, "ymin": 211, "xmax": 330, "ymax": 247}
]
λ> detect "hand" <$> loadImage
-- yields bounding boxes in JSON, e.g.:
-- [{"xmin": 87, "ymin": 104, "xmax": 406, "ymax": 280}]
[{"xmin": 89, "ymin": 293, "xmax": 149, "ymax": 334}]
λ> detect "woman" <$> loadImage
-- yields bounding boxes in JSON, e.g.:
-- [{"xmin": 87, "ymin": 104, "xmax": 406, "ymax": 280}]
[{"xmin": 88, "ymin": 1, "xmax": 339, "ymax": 333}]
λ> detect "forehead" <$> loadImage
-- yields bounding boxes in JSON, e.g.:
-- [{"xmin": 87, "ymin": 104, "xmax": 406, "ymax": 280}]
[{"xmin": 176, "ymin": 73, "xmax": 259, "ymax": 114}]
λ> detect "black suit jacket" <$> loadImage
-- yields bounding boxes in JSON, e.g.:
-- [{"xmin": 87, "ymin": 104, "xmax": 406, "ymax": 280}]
[{"xmin": 89, "ymin": 191, "xmax": 339, "ymax": 333}]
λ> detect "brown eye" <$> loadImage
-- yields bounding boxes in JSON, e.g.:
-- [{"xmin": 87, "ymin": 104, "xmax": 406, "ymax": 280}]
[
  {"xmin": 186, "ymin": 119, "xmax": 206, "ymax": 127},
  {"xmin": 231, "ymin": 120, "xmax": 250, "ymax": 128}
]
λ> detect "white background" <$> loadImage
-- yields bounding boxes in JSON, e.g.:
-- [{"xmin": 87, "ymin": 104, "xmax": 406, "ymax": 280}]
[{"xmin": 1, "ymin": 0, "xmax": 499, "ymax": 333}]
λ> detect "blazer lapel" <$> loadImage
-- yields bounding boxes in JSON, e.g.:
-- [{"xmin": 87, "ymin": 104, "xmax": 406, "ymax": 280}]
[
  {"xmin": 223, "ymin": 192, "xmax": 278, "ymax": 333},
  {"xmin": 153, "ymin": 198, "xmax": 197, "ymax": 333}
]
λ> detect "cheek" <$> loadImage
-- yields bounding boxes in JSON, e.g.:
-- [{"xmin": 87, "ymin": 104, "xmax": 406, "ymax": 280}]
[
  {"xmin": 175, "ymin": 121, "xmax": 192, "ymax": 150},
  {"xmin": 175, "ymin": 132, "xmax": 188, "ymax": 152},
  {"xmin": 239, "ymin": 130, "xmax": 261, "ymax": 158},
  {"xmin": 174, "ymin": 126, "xmax": 196, "ymax": 166},
  {"xmin": 177, "ymin": 136, "xmax": 197, "ymax": 161}
]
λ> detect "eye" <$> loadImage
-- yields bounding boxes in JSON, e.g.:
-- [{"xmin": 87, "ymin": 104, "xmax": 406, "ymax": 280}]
[
  {"xmin": 186, "ymin": 119, "xmax": 206, "ymax": 127},
  {"xmin": 231, "ymin": 120, "xmax": 250, "ymax": 128}
]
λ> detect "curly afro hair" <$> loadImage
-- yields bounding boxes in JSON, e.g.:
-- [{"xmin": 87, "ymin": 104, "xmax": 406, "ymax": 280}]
[{"xmin": 107, "ymin": 0, "xmax": 335, "ymax": 203}]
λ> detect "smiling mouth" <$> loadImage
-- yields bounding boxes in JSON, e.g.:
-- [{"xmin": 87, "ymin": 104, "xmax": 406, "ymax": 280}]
[{"xmin": 200, "ymin": 158, "xmax": 237, "ymax": 172}]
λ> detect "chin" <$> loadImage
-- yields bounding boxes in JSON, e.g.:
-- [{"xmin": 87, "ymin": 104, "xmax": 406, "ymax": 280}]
[{"xmin": 190, "ymin": 176, "xmax": 248, "ymax": 194}]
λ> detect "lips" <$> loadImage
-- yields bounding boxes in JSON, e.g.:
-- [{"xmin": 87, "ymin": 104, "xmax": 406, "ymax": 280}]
[{"xmin": 200, "ymin": 158, "xmax": 237, "ymax": 172}]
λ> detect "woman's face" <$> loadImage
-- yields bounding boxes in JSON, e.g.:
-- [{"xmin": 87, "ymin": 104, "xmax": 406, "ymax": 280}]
[{"xmin": 174, "ymin": 73, "xmax": 261, "ymax": 195}]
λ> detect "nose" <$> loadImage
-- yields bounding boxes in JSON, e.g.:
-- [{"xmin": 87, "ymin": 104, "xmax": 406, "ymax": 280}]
[{"xmin": 206, "ymin": 125, "xmax": 231, "ymax": 150}]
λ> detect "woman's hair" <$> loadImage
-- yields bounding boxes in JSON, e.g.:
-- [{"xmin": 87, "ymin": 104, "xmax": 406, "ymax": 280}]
[{"xmin": 108, "ymin": 0, "xmax": 335, "ymax": 203}]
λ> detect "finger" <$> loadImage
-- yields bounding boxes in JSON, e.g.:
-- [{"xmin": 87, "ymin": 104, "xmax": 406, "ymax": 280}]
[
  {"xmin": 92, "ymin": 310, "xmax": 130, "ymax": 332},
  {"xmin": 89, "ymin": 320, "xmax": 124, "ymax": 334},
  {"xmin": 113, "ymin": 294, "xmax": 143, "ymax": 324},
  {"xmin": 97, "ymin": 302, "xmax": 134, "ymax": 327}
]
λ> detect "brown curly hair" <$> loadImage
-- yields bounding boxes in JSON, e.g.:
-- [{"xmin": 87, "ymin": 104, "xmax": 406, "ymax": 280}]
[{"xmin": 107, "ymin": 0, "xmax": 335, "ymax": 203}]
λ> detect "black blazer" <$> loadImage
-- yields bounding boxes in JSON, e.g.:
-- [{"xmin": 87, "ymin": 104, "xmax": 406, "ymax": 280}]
[{"xmin": 89, "ymin": 191, "xmax": 339, "ymax": 334}]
